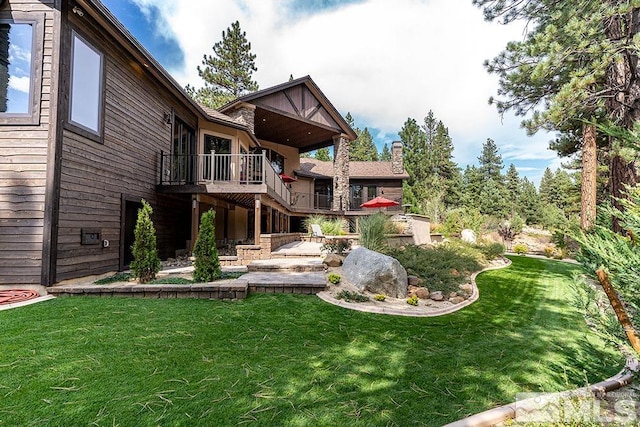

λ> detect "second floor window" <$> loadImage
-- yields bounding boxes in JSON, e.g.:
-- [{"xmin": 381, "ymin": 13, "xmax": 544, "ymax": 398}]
[{"xmin": 69, "ymin": 32, "xmax": 103, "ymax": 135}]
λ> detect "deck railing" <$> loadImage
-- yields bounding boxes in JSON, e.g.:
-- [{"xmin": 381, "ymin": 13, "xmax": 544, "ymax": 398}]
[
  {"xmin": 291, "ymin": 192, "xmax": 332, "ymax": 210},
  {"xmin": 160, "ymin": 152, "xmax": 290, "ymax": 203}
]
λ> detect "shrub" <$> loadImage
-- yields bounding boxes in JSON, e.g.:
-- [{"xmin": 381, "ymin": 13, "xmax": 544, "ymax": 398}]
[
  {"xmin": 336, "ymin": 290, "xmax": 369, "ymax": 302},
  {"xmin": 303, "ymin": 215, "xmax": 345, "ymax": 236},
  {"xmin": 130, "ymin": 199, "xmax": 162, "ymax": 284},
  {"xmin": 513, "ymin": 243, "xmax": 528, "ymax": 255},
  {"xmin": 328, "ymin": 273, "xmax": 341, "ymax": 285},
  {"xmin": 193, "ymin": 209, "xmax": 222, "ymax": 282},
  {"xmin": 358, "ymin": 213, "xmax": 391, "ymax": 252},
  {"xmin": 322, "ymin": 238, "xmax": 351, "ymax": 255},
  {"xmin": 442, "ymin": 207, "xmax": 485, "ymax": 235},
  {"xmin": 406, "ymin": 295, "xmax": 419, "ymax": 306},
  {"xmin": 384, "ymin": 243, "xmax": 483, "ymax": 294},
  {"xmin": 476, "ymin": 242, "xmax": 505, "ymax": 260},
  {"xmin": 374, "ymin": 294, "xmax": 386, "ymax": 301},
  {"xmin": 543, "ymin": 245, "xmax": 555, "ymax": 258},
  {"xmin": 95, "ymin": 272, "xmax": 132, "ymax": 285}
]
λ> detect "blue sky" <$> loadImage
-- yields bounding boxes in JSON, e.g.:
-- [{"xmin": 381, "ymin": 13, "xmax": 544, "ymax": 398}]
[{"xmin": 101, "ymin": 0, "xmax": 562, "ymax": 186}]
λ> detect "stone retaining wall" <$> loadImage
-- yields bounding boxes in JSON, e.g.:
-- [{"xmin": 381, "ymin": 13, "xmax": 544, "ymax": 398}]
[{"xmin": 236, "ymin": 233, "xmax": 303, "ymax": 265}]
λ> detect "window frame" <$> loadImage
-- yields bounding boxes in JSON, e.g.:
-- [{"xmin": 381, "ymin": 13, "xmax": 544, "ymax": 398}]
[
  {"xmin": 0, "ymin": 13, "xmax": 44, "ymax": 125},
  {"xmin": 66, "ymin": 30, "xmax": 105, "ymax": 142}
]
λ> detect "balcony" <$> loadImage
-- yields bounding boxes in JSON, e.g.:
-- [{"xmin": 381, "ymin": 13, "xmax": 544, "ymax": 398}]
[
  {"xmin": 159, "ymin": 152, "xmax": 290, "ymax": 207},
  {"xmin": 291, "ymin": 193, "xmax": 403, "ymax": 213}
]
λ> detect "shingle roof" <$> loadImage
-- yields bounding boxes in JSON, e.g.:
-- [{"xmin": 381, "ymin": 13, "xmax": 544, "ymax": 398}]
[
  {"xmin": 198, "ymin": 104, "xmax": 244, "ymax": 127},
  {"xmin": 296, "ymin": 158, "xmax": 409, "ymax": 179}
]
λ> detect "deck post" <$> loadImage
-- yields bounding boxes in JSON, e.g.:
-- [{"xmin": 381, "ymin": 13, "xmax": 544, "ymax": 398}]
[
  {"xmin": 254, "ymin": 195, "xmax": 261, "ymax": 244},
  {"xmin": 190, "ymin": 195, "xmax": 200, "ymax": 253}
]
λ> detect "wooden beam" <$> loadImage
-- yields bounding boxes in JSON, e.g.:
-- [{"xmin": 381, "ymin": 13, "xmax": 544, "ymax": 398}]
[
  {"xmin": 284, "ymin": 89, "xmax": 302, "ymax": 118},
  {"xmin": 190, "ymin": 195, "xmax": 200, "ymax": 253}
]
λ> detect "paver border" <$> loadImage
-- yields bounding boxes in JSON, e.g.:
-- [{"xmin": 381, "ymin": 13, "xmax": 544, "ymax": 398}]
[{"xmin": 316, "ymin": 257, "xmax": 512, "ymax": 317}]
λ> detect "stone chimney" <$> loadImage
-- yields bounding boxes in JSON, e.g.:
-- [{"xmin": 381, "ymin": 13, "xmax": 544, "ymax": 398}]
[
  {"xmin": 332, "ymin": 134, "xmax": 350, "ymax": 211},
  {"xmin": 227, "ymin": 102, "xmax": 256, "ymax": 134},
  {"xmin": 391, "ymin": 141, "xmax": 403, "ymax": 174}
]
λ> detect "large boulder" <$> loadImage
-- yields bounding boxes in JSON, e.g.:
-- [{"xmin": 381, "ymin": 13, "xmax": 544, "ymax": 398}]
[
  {"xmin": 461, "ymin": 229, "xmax": 477, "ymax": 244},
  {"xmin": 342, "ymin": 247, "xmax": 408, "ymax": 298}
]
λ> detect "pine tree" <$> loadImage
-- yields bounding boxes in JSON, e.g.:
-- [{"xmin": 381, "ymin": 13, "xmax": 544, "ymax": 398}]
[
  {"xmin": 475, "ymin": 0, "xmax": 640, "ymax": 230},
  {"xmin": 314, "ymin": 147, "xmax": 331, "ymax": 161},
  {"xmin": 193, "ymin": 209, "xmax": 221, "ymax": 282},
  {"xmin": 506, "ymin": 163, "xmax": 520, "ymax": 214},
  {"xmin": 538, "ymin": 168, "xmax": 554, "ymax": 205},
  {"xmin": 130, "ymin": 199, "xmax": 161, "ymax": 283},
  {"xmin": 518, "ymin": 177, "xmax": 542, "ymax": 224},
  {"xmin": 478, "ymin": 138, "xmax": 503, "ymax": 182},
  {"xmin": 349, "ymin": 127, "xmax": 378, "ymax": 161},
  {"xmin": 187, "ymin": 21, "xmax": 258, "ymax": 108},
  {"xmin": 478, "ymin": 178, "xmax": 508, "ymax": 217},
  {"xmin": 462, "ymin": 165, "xmax": 483, "ymax": 208},
  {"xmin": 380, "ymin": 143, "xmax": 391, "ymax": 161}
]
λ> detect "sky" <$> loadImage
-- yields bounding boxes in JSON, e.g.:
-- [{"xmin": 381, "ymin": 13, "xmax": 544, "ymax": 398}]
[{"xmin": 101, "ymin": 0, "xmax": 565, "ymax": 186}]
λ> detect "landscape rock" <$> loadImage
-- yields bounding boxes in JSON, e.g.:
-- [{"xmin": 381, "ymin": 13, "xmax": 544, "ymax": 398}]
[
  {"xmin": 415, "ymin": 287, "xmax": 429, "ymax": 299},
  {"xmin": 323, "ymin": 253, "xmax": 344, "ymax": 267},
  {"xmin": 461, "ymin": 229, "xmax": 477, "ymax": 244},
  {"xmin": 458, "ymin": 283, "xmax": 473, "ymax": 294},
  {"xmin": 449, "ymin": 296, "xmax": 465, "ymax": 304},
  {"xmin": 342, "ymin": 247, "xmax": 408, "ymax": 298},
  {"xmin": 430, "ymin": 291, "xmax": 444, "ymax": 301},
  {"xmin": 449, "ymin": 292, "xmax": 458, "ymax": 299},
  {"xmin": 407, "ymin": 275, "xmax": 423, "ymax": 287}
]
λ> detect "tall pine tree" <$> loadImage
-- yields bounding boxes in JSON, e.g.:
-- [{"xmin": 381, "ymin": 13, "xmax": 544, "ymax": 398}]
[{"xmin": 186, "ymin": 21, "xmax": 258, "ymax": 108}]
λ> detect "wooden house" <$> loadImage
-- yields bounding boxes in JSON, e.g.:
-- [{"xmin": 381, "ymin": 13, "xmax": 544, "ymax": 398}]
[{"xmin": 0, "ymin": 0, "xmax": 407, "ymax": 287}]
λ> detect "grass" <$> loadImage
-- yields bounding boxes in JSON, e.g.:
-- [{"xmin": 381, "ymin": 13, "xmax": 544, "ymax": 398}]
[{"xmin": 0, "ymin": 256, "xmax": 622, "ymax": 426}]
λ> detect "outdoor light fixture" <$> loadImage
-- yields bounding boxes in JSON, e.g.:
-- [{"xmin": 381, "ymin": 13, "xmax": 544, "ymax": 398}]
[
  {"xmin": 163, "ymin": 112, "xmax": 172, "ymax": 124},
  {"xmin": 72, "ymin": 6, "xmax": 84, "ymax": 16}
]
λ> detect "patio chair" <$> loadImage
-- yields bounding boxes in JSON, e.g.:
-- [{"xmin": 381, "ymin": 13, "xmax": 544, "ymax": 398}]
[{"xmin": 310, "ymin": 223, "xmax": 324, "ymax": 243}]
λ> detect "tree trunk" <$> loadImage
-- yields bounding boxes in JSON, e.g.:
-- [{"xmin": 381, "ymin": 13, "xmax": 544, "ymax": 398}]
[
  {"xmin": 581, "ymin": 123, "xmax": 598, "ymax": 229},
  {"xmin": 605, "ymin": 5, "xmax": 640, "ymax": 232}
]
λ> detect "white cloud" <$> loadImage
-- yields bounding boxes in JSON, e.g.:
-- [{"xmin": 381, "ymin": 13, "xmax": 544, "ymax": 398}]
[
  {"xmin": 131, "ymin": 0, "xmax": 562, "ymax": 179},
  {"xmin": 9, "ymin": 76, "xmax": 30, "ymax": 93}
]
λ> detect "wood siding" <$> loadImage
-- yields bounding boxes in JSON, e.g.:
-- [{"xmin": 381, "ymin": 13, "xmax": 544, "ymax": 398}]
[
  {"xmin": 54, "ymin": 11, "xmax": 196, "ymax": 281},
  {"xmin": 0, "ymin": 1, "xmax": 57, "ymax": 285}
]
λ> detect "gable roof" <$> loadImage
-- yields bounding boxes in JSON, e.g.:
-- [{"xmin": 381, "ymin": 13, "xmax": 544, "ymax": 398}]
[
  {"xmin": 220, "ymin": 76, "xmax": 357, "ymax": 152},
  {"xmin": 296, "ymin": 158, "xmax": 409, "ymax": 180}
]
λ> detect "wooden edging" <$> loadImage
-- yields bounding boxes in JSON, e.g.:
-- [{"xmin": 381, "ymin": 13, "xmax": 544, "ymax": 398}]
[{"xmin": 315, "ymin": 257, "xmax": 512, "ymax": 317}]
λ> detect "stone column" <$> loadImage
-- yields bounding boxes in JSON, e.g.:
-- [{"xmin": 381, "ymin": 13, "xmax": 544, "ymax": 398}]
[
  {"xmin": 391, "ymin": 141, "xmax": 404, "ymax": 174},
  {"xmin": 227, "ymin": 102, "xmax": 256, "ymax": 134},
  {"xmin": 332, "ymin": 134, "xmax": 350, "ymax": 211}
]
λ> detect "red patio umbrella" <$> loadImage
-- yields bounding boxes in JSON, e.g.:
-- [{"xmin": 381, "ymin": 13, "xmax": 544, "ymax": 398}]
[
  {"xmin": 279, "ymin": 173, "xmax": 297, "ymax": 183},
  {"xmin": 360, "ymin": 196, "xmax": 400, "ymax": 208}
]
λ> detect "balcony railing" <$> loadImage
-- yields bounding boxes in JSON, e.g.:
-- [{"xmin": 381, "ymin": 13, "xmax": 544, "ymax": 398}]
[
  {"xmin": 291, "ymin": 192, "xmax": 402, "ymax": 212},
  {"xmin": 160, "ymin": 152, "xmax": 290, "ymax": 204}
]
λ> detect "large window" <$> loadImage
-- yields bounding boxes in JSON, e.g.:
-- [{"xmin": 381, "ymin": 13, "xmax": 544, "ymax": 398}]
[
  {"xmin": 69, "ymin": 32, "xmax": 103, "ymax": 135},
  {"xmin": 0, "ymin": 15, "xmax": 43, "ymax": 125}
]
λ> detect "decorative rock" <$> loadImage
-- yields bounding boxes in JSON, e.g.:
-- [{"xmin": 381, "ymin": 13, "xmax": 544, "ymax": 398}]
[
  {"xmin": 342, "ymin": 247, "xmax": 408, "ymax": 298},
  {"xmin": 430, "ymin": 291, "xmax": 444, "ymax": 301},
  {"xmin": 461, "ymin": 229, "xmax": 477, "ymax": 243},
  {"xmin": 449, "ymin": 292, "xmax": 458, "ymax": 299},
  {"xmin": 323, "ymin": 253, "xmax": 344, "ymax": 267},
  {"xmin": 415, "ymin": 287, "xmax": 429, "ymax": 299},
  {"xmin": 459, "ymin": 283, "xmax": 473, "ymax": 294},
  {"xmin": 449, "ymin": 296, "xmax": 465, "ymax": 304},
  {"xmin": 408, "ymin": 275, "xmax": 423, "ymax": 287}
]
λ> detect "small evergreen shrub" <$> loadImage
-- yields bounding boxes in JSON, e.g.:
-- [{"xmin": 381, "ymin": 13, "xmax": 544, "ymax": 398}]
[
  {"xmin": 328, "ymin": 273, "xmax": 341, "ymax": 284},
  {"xmin": 406, "ymin": 295, "xmax": 419, "ymax": 306},
  {"xmin": 95, "ymin": 272, "xmax": 132, "ymax": 284},
  {"xmin": 374, "ymin": 294, "xmax": 386, "ymax": 301},
  {"xmin": 193, "ymin": 209, "xmax": 222, "ymax": 282},
  {"xmin": 476, "ymin": 242, "xmax": 505, "ymax": 260},
  {"xmin": 336, "ymin": 290, "xmax": 369, "ymax": 302},
  {"xmin": 130, "ymin": 199, "xmax": 162, "ymax": 284},
  {"xmin": 513, "ymin": 243, "xmax": 528, "ymax": 255}
]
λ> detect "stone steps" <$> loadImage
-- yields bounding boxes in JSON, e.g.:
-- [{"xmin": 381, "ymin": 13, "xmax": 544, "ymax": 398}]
[
  {"xmin": 247, "ymin": 258, "xmax": 324, "ymax": 273},
  {"xmin": 241, "ymin": 271, "xmax": 327, "ymax": 295}
]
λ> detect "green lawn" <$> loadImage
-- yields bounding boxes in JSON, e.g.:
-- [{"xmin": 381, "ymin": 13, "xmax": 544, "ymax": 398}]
[{"xmin": 0, "ymin": 256, "xmax": 622, "ymax": 426}]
